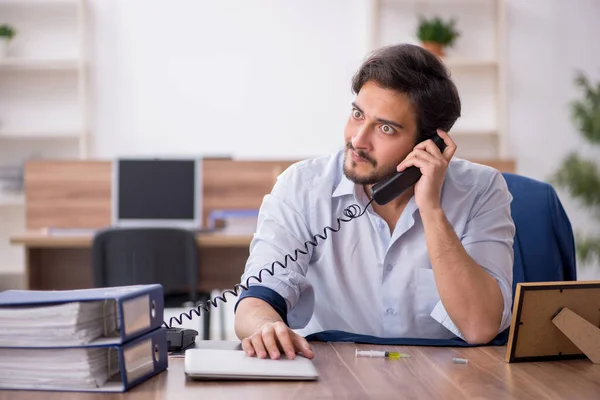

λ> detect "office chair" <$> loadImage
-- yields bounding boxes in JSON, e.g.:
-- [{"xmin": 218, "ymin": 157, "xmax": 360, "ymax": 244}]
[
  {"xmin": 91, "ymin": 227, "xmax": 211, "ymax": 340},
  {"xmin": 502, "ymin": 172, "xmax": 577, "ymax": 298}
]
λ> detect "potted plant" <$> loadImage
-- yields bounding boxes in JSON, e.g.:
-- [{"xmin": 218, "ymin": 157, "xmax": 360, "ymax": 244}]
[
  {"xmin": 551, "ymin": 71, "xmax": 600, "ymax": 266},
  {"xmin": 0, "ymin": 24, "xmax": 16, "ymax": 58},
  {"xmin": 416, "ymin": 15, "xmax": 460, "ymax": 57}
]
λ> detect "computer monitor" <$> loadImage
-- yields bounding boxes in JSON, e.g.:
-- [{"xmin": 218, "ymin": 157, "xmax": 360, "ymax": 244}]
[{"xmin": 112, "ymin": 157, "xmax": 202, "ymax": 229}]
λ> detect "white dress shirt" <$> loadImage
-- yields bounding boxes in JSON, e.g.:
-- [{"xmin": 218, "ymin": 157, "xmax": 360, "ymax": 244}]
[{"xmin": 238, "ymin": 148, "xmax": 515, "ymax": 340}]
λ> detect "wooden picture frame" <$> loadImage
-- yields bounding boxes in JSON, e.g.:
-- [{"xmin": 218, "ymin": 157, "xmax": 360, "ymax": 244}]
[{"xmin": 505, "ymin": 280, "xmax": 600, "ymax": 363}]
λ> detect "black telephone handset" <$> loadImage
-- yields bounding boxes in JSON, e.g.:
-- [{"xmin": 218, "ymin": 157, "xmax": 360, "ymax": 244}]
[
  {"xmin": 370, "ymin": 134, "xmax": 447, "ymax": 206},
  {"xmin": 166, "ymin": 133, "xmax": 447, "ymax": 350}
]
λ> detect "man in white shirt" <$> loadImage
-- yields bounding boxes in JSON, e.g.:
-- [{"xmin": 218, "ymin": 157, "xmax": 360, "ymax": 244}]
[{"xmin": 234, "ymin": 43, "xmax": 515, "ymax": 360}]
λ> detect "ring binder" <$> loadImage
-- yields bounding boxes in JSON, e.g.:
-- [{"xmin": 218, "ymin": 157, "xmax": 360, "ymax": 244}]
[
  {"xmin": 0, "ymin": 284, "xmax": 164, "ymax": 347},
  {"xmin": 0, "ymin": 328, "xmax": 168, "ymax": 392}
]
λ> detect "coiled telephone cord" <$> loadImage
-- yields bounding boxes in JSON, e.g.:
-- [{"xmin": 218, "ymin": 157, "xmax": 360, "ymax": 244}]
[{"xmin": 163, "ymin": 199, "xmax": 373, "ymax": 328}]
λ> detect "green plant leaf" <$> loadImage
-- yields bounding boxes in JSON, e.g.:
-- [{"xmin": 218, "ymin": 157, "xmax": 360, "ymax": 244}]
[
  {"xmin": 416, "ymin": 15, "xmax": 460, "ymax": 47},
  {"xmin": 575, "ymin": 233, "xmax": 600, "ymax": 265},
  {"xmin": 570, "ymin": 71, "xmax": 600, "ymax": 144},
  {"xmin": 551, "ymin": 152, "xmax": 600, "ymax": 214},
  {"xmin": 0, "ymin": 24, "xmax": 16, "ymax": 40},
  {"xmin": 550, "ymin": 72, "xmax": 600, "ymax": 270}
]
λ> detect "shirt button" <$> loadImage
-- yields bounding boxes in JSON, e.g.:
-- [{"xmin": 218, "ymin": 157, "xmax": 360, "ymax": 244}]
[
  {"xmin": 386, "ymin": 264, "xmax": 393, "ymax": 271},
  {"xmin": 378, "ymin": 221, "xmax": 385, "ymax": 230},
  {"xmin": 385, "ymin": 308, "xmax": 394, "ymax": 315}
]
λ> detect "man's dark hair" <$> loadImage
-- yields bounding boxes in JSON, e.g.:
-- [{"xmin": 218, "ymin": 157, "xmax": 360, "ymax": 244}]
[{"xmin": 351, "ymin": 43, "xmax": 461, "ymax": 143}]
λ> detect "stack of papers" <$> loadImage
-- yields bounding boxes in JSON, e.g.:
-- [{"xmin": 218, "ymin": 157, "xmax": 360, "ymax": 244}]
[
  {"xmin": 0, "ymin": 300, "xmax": 121, "ymax": 390},
  {"xmin": 0, "ymin": 347, "xmax": 120, "ymax": 390},
  {"xmin": 0, "ymin": 300, "xmax": 118, "ymax": 347}
]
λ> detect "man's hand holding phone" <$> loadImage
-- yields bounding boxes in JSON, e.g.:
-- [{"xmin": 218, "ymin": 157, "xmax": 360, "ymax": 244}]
[{"xmin": 396, "ymin": 129, "xmax": 456, "ymax": 212}]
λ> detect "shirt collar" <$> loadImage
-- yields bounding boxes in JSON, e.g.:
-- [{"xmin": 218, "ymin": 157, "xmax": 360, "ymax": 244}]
[
  {"xmin": 332, "ymin": 173, "xmax": 355, "ymax": 198},
  {"xmin": 332, "ymin": 173, "xmax": 377, "ymax": 212}
]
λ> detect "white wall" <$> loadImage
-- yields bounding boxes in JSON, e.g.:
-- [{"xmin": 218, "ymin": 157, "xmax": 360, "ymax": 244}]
[{"xmin": 89, "ymin": 0, "xmax": 367, "ymax": 160}]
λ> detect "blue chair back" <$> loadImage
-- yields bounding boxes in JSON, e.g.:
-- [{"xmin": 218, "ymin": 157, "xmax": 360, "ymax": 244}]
[{"xmin": 502, "ymin": 172, "xmax": 577, "ymax": 299}]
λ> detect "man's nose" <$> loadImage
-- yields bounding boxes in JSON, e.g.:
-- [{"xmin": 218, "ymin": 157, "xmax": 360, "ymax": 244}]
[{"xmin": 351, "ymin": 123, "xmax": 371, "ymax": 150}]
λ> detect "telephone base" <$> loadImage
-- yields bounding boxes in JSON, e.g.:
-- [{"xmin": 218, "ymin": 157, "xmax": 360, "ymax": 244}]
[{"xmin": 166, "ymin": 328, "xmax": 198, "ymax": 352}]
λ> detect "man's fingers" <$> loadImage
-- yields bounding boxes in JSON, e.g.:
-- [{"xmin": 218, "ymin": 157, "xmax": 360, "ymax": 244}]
[
  {"xmin": 261, "ymin": 326, "xmax": 281, "ymax": 359},
  {"xmin": 250, "ymin": 334, "xmax": 268, "ymax": 359},
  {"xmin": 411, "ymin": 149, "xmax": 439, "ymax": 164},
  {"xmin": 413, "ymin": 130, "xmax": 456, "ymax": 161},
  {"xmin": 414, "ymin": 139, "xmax": 440, "ymax": 158},
  {"xmin": 292, "ymin": 334, "xmax": 315, "ymax": 359},
  {"xmin": 274, "ymin": 324, "xmax": 297, "ymax": 359},
  {"xmin": 397, "ymin": 151, "xmax": 418, "ymax": 171},
  {"xmin": 241, "ymin": 338, "xmax": 255, "ymax": 357},
  {"xmin": 246, "ymin": 323, "xmax": 314, "ymax": 361},
  {"xmin": 436, "ymin": 129, "xmax": 457, "ymax": 161},
  {"xmin": 397, "ymin": 156, "xmax": 426, "ymax": 172},
  {"xmin": 415, "ymin": 137, "xmax": 447, "ymax": 159}
]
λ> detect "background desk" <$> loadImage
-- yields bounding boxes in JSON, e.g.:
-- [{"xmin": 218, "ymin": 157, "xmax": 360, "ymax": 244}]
[
  {"xmin": 10, "ymin": 230, "xmax": 254, "ymax": 291},
  {"xmin": 1, "ymin": 342, "xmax": 598, "ymax": 399},
  {"xmin": 13, "ymin": 158, "xmax": 516, "ymax": 291}
]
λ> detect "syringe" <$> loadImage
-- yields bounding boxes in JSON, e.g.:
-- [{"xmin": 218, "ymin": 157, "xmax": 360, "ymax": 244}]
[{"xmin": 355, "ymin": 349, "xmax": 410, "ymax": 359}]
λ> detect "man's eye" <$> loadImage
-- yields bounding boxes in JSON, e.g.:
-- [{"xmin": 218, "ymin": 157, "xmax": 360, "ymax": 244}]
[
  {"xmin": 381, "ymin": 125, "xmax": 394, "ymax": 134},
  {"xmin": 352, "ymin": 109, "xmax": 362, "ymax": 119}
]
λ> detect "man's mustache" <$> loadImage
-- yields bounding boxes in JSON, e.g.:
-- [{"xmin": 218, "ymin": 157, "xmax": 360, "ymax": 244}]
[{"xmin": 346, "ymin": 142, "xmax": 377, "ymax": 166}]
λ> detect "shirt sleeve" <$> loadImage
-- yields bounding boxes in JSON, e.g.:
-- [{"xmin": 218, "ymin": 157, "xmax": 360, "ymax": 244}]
[
  {"xmin": 431, "ymin": 170, "xmax": 515, "ymax": 340},
  {"xmin": 234, "ymin": 164, "xmax": 316, "ymax": 329}
]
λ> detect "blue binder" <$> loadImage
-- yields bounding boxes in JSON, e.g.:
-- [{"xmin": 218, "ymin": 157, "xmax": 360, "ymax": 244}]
[
  {"xmin": 0, "ymin": 328, "xmax": 168, "ymax": 393},
  {"xmin": 0, "ymin": 284, "xmax": 164, "ymax": 347}
]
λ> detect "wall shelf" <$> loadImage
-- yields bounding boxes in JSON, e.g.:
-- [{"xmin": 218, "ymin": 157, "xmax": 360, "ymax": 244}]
[
  {"xmin": 0, "ymin": 58, "xmax": 80, "ymax": 71},
  {"xmin": 444, "ymin": 58, "xmax": 498, "ymax": 69},
  {"xmin": 0, "ymin": 193, "xmax": 24, "ymax": 207},
  {"xmin": 0, "ymin": 0, "xmax": 88, "ymax": 276},
  {"xmin": 0, "ymin": 130, "xmax": 84, "ymax": 140},
  {"xmin": 382, "ymin": 0, "xmax": 496, "ymax": 5},
  {"xmin": 0, "ymin": 0, "xmax": 79, "ymax": 5},
  {"xmin": 451, "ymin": 129, "xmax": 498, "ymax": 137}
]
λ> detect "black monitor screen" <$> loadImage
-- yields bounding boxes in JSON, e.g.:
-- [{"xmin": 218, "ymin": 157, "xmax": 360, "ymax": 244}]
[{"xmin": 117, "ymin": 159, "xmax": 197, "ymax": 220}]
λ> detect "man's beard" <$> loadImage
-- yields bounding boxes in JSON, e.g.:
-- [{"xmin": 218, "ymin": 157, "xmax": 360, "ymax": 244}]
[{"xmin": 343, "ymin": 142, "xmax": 399, "ymax": 185}]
